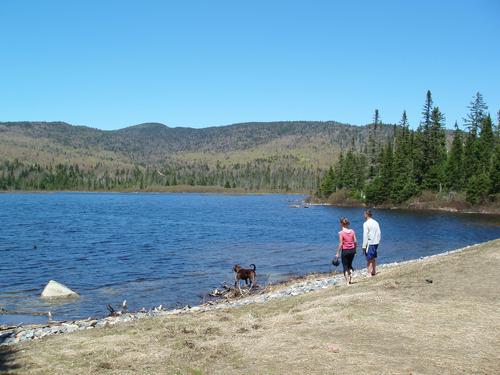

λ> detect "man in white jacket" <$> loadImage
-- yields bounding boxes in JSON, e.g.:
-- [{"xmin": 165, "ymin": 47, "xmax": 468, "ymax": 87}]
[{"xmin": 362, "ymin": 209, "xmax": 381, "ymax": 276}]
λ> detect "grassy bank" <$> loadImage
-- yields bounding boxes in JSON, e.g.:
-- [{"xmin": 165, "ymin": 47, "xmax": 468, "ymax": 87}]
[{"xmin": 2, "ymin": 239, "xmax": 500, "ymax": 374}]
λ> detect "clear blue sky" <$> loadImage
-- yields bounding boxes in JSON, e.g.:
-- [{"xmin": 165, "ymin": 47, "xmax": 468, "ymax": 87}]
[{"xmin": 0, "ymin": 0, "xmax": 499, "ymax": 130}]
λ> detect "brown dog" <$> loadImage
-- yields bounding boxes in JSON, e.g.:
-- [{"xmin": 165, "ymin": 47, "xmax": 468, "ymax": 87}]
[{"xmin": 233, "ymin": 264, "xmax": 256, "ymax": 293}]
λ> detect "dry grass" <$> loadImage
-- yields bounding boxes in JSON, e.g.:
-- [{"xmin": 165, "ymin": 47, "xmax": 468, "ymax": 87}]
[{"xmin": 2, "ymin": 240, "xmax": 500, "ymax": 374}]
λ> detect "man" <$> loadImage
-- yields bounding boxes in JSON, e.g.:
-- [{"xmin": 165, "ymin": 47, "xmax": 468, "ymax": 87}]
[{"xmin": 362, "ymin": 209, "xmax": 381, "ymax": 277}]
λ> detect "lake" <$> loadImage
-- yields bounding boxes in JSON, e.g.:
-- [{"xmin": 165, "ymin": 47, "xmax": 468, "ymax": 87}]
[{"xmin": 0, "ymin": 193, "xmax": 499, "ymax": 324}]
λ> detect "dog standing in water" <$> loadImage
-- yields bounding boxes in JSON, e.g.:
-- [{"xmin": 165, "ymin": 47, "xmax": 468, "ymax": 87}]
[{"xmin": 233, "ymin": 264, "xmax": 256, "ymax": 293}]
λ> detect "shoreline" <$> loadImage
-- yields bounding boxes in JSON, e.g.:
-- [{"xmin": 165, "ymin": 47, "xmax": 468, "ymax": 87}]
[
  {"xmin": 0, "ymin": 240, "xmax": 492, "ymax": 347},
  {"xmin": 306, "ymin": 196, "xmax": 500, "ymax": 215},
  {"xmin": 3, "ymin": 238, "xmax": 500, "ymax": 374},
  {"xmin": 1, "ymin": 189, "xmax": 498, "ymax": 215},
  {"xmin": 0, "ymin": 187, "xmax": 309, "ymax": 195}
]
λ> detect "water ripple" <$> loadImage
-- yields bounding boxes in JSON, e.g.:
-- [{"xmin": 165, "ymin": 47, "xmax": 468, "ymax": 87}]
[{"xmin": 0, "ymin": 192, "xmax": 499, "ymax": 323}]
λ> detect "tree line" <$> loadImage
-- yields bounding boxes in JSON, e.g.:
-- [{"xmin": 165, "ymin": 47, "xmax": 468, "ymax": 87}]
[
  {"xmin": 318, "ymin": 91, "xmax": 499, "ymax": 205},
  {"xmin": 0, "ymin": 156, "xmax": 321, "ymax": 192}
]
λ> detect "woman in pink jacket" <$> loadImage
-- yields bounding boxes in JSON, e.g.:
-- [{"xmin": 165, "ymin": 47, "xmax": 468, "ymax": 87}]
[{"xmin": 336, "ymin": 217, "xmax": 357, "ymax": 284}]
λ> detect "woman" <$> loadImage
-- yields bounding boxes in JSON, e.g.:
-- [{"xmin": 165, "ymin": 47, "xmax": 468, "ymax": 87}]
[{"xmin": 336, "ymin": 217, "xmax": 357, "ymax": 284}]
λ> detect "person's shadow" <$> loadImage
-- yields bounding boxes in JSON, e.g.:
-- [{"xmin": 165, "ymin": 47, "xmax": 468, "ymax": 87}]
[{"xmin": 0, "ymin": 344, "xmax": 21, "ymax": 373}]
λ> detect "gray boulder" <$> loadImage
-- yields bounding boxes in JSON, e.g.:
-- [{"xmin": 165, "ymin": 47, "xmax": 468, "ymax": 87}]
[{"xmin": 41, "ymin": 280, "xmax": 79, "ymax": 299}]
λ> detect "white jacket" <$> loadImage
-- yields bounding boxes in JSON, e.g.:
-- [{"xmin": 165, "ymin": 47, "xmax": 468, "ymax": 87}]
[{"xmin": 362, "ymin": 218, "xmax": 381, "ymax": 248}]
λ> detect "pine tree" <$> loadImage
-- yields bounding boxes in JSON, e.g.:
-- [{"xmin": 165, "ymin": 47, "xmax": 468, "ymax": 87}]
[
  {"xmin": 423, "ymin": 106, "xmax": 447, "ymax": 191},
  {"xmin": 318, "ymin": 166, "xmax": 335, "ymax": 197},
  {"xmin": 463, "ymin": 93, "xmax": 488, "ymax": 183},
  {"xmin": 335, "ymin": 152, "xmax": 345, "ymax": 189},
  {"xmin": 486, "ymin": 113, "xmax": 500, "ymax": 196},
  {"xmin": 414, "ymin": 90, "xmax": 433, "ymax": 186},
  {"xmin": 367, "ymin": 109, "xmax": 380, "ymax": 178},
  {"xmin": 366, "ymin": 142, "xmax": 393, "ymax": 204},
  {"xmin": 463, "ymin": 130, "xmax": 479, "ymax": 183},
  {"xmin": 477, "ymin": 115, "xmax": 494, "ymax": 173},
  {"xmin": 445, "ymin": 122, "xmax": 464, "ymax": 191},
  {"xmin": 464, "ymin": 92, "xmax": 488, "ymax": 135},
  {"xmin": 391, "ymin": 111, "xmax": 416, "ymax": 202},
  {"xmin": 342, "ymin": 149, "xmax": 357, "ymax": 189},
  {"xmin": 466, "ymin": 172, "xmax": 490, "ymax": 205},
  {"xmin": 496, "ymin": 110, "xmax": 500, "ymax": 137},
  {"xmin": 422, "ymin": 90, "xmax": 433, "ymax": 133},
  {"xmin": 490, "ymin": 142, "xmax": 500, "ymax": 196},
  {"xmin": 380, "ymin": 142, "xmax": 394, "ymax": 198},
  {"xmin": 373, "ymin": 109, "xmax": 380, "ymax": 130}
]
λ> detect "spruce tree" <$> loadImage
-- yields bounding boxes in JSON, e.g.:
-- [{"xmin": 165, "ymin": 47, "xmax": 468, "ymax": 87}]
[
  {"xmin": 466, "ymin": 173, "xmax": 490, "ymax": 205},
  {"xmin": 342, "ymin": 149, "xmax": 357, "ymax": 189},
  {"xmin": 464, "ymin": 92, "xmax": 488, "ymax": 135},
  {"xmin": 366, "ymin": 142, "xmax": 393, "ymax": 204},
  {"xmin": 477, "ymin": 115, "xmax": 494, "ymax": 173},
  {"xmin": 391, "ymin": 111, "xmax": 415, "ymax": 202},
  {"xmin": 423, "ymin": 106, "xmax": 447, "ymax": 191},
  {"xmin": 422, "ymin": 90, "xmax": 433, "ymax": 133},
  {"xmin": 319, "ymin": 166, "xmax": 335, "ymax": 197},
  {"xmin": 463, "ymin": 93, "xmax": 488, "ymax": 183},
  {"xmin": 490, "ymin": 116, "xmax": 500, "ymax": 195},
  {"xmin": 445, "ymin": 122, "xmax": 464, "ymax": 191},
  {"xmin": 414, "ymin": 90, "xmax": 434, "ymax": 186},
  {"xmin": 335, "ymin": 152, "xmax": 345, "ymax": 189},
  {"xmin": 367, "ymin": 109, "xmax": 381, "ymax": 178}
]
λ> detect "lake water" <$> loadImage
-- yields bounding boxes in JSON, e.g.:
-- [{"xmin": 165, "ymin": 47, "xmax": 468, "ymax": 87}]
[{"xmin": 0, "ymin": 193, "xmax": 499, "ymax": 324}]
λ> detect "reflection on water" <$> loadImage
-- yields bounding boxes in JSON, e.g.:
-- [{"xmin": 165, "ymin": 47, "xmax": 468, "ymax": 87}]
[{"xmin": 0, "ymin": 193, "xmax": 499, "ymax": 324}]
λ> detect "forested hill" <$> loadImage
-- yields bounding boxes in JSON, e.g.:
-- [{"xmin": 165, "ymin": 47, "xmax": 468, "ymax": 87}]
[
  {"xmin": 0, "ymin": 120, "xmax": 394, "ymax": 165},
  {"xmin": 0, "ymin": 120, "xmax": 395, "ymax": 192}
]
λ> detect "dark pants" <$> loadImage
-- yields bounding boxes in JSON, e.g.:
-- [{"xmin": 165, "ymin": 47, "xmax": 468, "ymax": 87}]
[{"xmin": 341, "ymin": 249, "xmax": 356, "ymax": 274}]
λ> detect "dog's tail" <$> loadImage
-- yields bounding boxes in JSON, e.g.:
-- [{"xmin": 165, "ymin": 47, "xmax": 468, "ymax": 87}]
[{"xmin": 250, "ymin": 264, "xmax": 256, "ymax": 271}]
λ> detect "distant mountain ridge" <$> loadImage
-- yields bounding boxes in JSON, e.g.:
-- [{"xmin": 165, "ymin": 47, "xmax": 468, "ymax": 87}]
[
  {"xmin": 0, "ymin": 120, "xmax": 398, "ymax": 192},
  {"xmin": 0, "ymin": 120, "xmax": 394, "ymax": 167}
]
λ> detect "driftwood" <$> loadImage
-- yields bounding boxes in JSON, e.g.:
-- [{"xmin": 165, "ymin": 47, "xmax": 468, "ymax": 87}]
[
  {"xmin": 208, "ymin": 277, "xmax": 273, "ymax": 301},
  {"xmin": 106, "ymin": 300, "xmax": 128, "ymax": 317}
]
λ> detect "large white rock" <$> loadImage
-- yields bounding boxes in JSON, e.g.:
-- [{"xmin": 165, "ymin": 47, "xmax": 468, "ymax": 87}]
[{"xmin": 41, "ymin": 280, "xmax": 79, "ymax": 299}]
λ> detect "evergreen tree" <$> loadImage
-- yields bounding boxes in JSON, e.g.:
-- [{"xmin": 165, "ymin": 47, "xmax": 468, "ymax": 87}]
[
  {"xmin": 464, "ymin": 92, "xmax": 488, "ymax": 135},
  {"xmin": 496, "ymin": 110, "xmax": 500, "ymax": 137},
  {"xmin": 477, "ymin": 115, "xmax": 494, "ymax": 173},
  {"xmin": 373, "ymin": 109, "xmax": 380, "ymax": 130},
  {"xmin": 466, "ymin": 172, "xmax": 490, "ymax": 205},
  {"xmin": 490, "ymin": 124, "xmax": 500, "ymax": 195},
  {"xmin": 366, "ymin": 142, "xmax": 394, "ymax": 204},
  {"xmin": 463, "ymin": 93, "xmax": 488, "ymax": 183},
  {"xmin": 414, "ymin": 90, "xmax": 433, "ymax": 185},
  {"xmin": 463, "ymin": 129, "xmax": 479, "ymax": 183},
  {"xmin": 318, "ymin": 166, "xmax": 335, "ymax": 197},
  {"xmin": 391, "ymin": 111, "xmax": 417, "ymax": 202},
  {"xmin": 334, "ymin": 152, "xmax": 345, "ymax": 188},
  {"xmin": 445, "ymin": 122, "xmax": 464, "ymax": 191},
  {"xmin": 423, "ymin": 106, "xmax": 447, "ymax": 190},
  {"xmin": 421, "ymin": 90, "xmax": 433, "ymax": 133},
  {"xmin": 367, "ymin": 109, "xmax": 380, "ymax": 178}
]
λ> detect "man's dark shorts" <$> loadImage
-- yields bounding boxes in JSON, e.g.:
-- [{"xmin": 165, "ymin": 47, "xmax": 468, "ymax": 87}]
[{"xmin": 366, "ymin": 244, "xmax": 378, "ymax": 261}]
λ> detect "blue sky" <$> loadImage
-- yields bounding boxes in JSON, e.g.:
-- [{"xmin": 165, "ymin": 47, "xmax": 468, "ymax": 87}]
[{"xmin": 0, "ymin": 1, "xmax": 498, "ymax": 130}]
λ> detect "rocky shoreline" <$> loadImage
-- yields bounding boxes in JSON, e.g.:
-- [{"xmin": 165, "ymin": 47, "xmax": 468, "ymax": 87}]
[
  {"xmin": 0, "ymin": 242, "xmax": 481, "ymax": 347},
  {"xmin": 305, "ymin": 195, "xmax": 500, "ymax": 215}
]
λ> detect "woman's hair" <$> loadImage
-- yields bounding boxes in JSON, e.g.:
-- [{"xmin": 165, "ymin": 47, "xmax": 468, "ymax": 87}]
[{"xmin": 340, "ymin": 217, "xmax": 350, "ymax": 227}]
